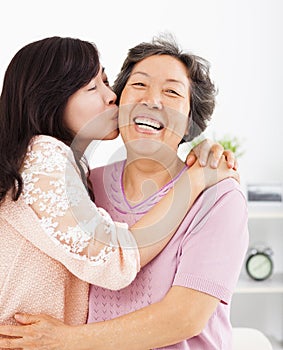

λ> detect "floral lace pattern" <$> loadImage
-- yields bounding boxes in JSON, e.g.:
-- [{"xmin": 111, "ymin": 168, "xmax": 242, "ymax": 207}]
[{"xmin": 21, "ymin": 135, "xmax": 129, "ymax": 265}]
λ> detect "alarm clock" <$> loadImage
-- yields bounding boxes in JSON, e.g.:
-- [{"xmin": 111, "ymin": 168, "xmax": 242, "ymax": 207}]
[{"xmin": 246, "ymin": 247, "xmax": 273, "ymax": 281}]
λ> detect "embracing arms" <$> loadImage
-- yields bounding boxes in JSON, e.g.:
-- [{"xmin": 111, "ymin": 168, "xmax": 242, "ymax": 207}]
[
  {"xmin": 18, "ymin": 136, "xmax": 237, "ymax": 289},
  {"xmin": 0, "ymin": 183, "xmax": 248, "ymax": 350},
  {"xmin": 0, "ymin": 287, "xmax": 219, "ymax": 350}
]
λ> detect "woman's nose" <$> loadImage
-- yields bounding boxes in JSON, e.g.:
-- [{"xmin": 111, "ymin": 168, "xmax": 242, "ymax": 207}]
[
  {"xmin": 141, "ymin": 89, "xmax": 162, "ymax": 109},
  {"xmin": 105, "ymin": 88, "xmax": 117, "ymax": 105}
]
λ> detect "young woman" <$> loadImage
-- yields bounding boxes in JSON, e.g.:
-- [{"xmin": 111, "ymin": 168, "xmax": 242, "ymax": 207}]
[{"xmin": 0, "ymin": 36, "xmax": 237, "ymax": 333}]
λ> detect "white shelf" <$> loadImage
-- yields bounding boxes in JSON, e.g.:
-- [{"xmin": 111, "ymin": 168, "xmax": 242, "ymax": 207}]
[
  {"xmin": 236, "ymin": 273, "xmax": 283, "ymax": 294},
  {"xmin": 249, "ymin": 211, "xmax": 283, "ymax": 219},
  {"xmin": 248, "ymin": 203, "xmax": 283, "ymax": 219}
]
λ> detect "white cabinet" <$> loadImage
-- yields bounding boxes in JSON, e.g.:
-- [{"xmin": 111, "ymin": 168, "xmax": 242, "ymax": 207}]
[{"xmin": 231, "ymin": 203, "xmax": 283, "ymax": 349}]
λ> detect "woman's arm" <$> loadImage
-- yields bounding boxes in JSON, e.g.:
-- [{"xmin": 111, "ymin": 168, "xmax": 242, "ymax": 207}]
[
  {"xmin": 114, "ymin": 138, "xmax": 238, "ymax": 267},
  {"xmin": 18, "ymin": 136, "xmax": 139, "ymax": 290},
  {"xmin": 0, "ymin": 287, "xmax": 219, "ymax": 350},
  {"xmin": 129, "ymin": 154, "xmax": 239, "ymax": 266},
  {"xmin": 82, "ymin": 286, "xmax": 219, "ymax": 349},
  {"xmin": 23, "ymin": 136, "xmax": 238, "ymax": 279},
  {"xmin": 133, "ymin": 138, "xmax": 238, "ymax": 266}
]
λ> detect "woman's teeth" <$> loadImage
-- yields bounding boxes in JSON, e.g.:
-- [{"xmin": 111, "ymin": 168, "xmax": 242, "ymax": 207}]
[{"xmin": 134, "ymin": 117, "xmax": 163, "ymax": 130}]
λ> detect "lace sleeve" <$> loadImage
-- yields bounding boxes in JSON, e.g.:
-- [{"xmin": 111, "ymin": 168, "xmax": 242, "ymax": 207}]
[{"xmin": 20, "ymin": 136, "xmax": 140, "ymax": 289}]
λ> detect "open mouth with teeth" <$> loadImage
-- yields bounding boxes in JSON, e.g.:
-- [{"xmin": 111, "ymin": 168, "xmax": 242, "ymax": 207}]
[{"xmin": 134, "ymin": 117, "xmax": 164, "ymax": 131}]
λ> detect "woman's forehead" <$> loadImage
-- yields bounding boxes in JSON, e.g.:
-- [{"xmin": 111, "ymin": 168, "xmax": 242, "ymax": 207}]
[{"xmin": 131, "ymin": 55, "xmax": 189, "ymax": 82}]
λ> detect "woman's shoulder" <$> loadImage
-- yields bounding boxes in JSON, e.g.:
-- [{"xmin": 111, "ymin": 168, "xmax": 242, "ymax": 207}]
[
  {"xmin": 204, "ymin": 178, "xmax": 246, "ymax": 201},
  {"xmin": 189, "ymin": 178, "xmax": 247, "ymax": 220},
  {"xmin": 23, "ymin": 135, "xmax": 75, "ymax": 173},
  {"xmin": 27, "ymin": 135, "xmax": 72, "ymax": 160},
  {"xmin": 29, "ymin": 135, "xmax": 70, "ymax": 152}
]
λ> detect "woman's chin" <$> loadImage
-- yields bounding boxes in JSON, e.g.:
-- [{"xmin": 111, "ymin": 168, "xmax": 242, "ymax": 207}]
[{"xmin": 103, "ymin": 129, "xmax": 120, "ymax": 140}]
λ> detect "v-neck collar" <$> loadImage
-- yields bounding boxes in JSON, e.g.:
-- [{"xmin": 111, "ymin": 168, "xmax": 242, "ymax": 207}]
[{"xmin": 111, "ymin": 160, "xmax": 188, "ymax": 215}]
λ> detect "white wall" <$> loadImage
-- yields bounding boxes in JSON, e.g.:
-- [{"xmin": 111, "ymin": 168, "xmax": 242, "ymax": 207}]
[{"xmin": 1, "ymin": 0, "xmax": 282, "ymax": 185}]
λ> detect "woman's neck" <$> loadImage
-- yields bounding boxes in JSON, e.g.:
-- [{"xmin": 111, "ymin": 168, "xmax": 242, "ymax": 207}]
[
  {"xmin": 70, "ymin": 135, "xmax": 96, "ymax": 160},
  {"xmin": 123, "ymin": 156, "xmax": 185, "ymax": 205}
]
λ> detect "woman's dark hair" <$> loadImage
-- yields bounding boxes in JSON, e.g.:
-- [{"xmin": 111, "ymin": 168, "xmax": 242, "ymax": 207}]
[
  {"xmin": 0, "ymin": 36, "xmax": 100, "ymax": 203},
  {"xmin": 113, "ymin": 34, "xmax": 217, "ymax": 143}
]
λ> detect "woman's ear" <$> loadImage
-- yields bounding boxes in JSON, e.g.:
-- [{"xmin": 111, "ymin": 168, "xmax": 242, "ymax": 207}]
[{"xmin": 183, "ymin": 111, "xmax": 191, "ymax": 137}]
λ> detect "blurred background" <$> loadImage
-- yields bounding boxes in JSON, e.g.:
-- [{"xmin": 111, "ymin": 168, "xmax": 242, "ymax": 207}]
[{"xmin": 1, "ymin": 0, "xmax": 282, "ymax": 184}]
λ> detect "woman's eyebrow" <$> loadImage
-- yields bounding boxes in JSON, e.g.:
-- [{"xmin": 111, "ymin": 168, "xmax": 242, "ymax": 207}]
[
  {"xmin": 131, "ymin": 71, "xmax": 148, "ymax": 77},
  {"xmin": 165, "ymin": 79, "xmax": 186, "ymax": 88}
]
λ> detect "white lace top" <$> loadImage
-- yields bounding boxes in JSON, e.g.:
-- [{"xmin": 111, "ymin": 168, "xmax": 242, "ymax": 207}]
[{"xmin": 19, "ymin": 135, "xmax": 140, "ymax": 288}]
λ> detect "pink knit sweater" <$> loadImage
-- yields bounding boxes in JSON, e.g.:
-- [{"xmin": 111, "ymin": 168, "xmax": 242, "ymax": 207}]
[
  {"xmin": 0, "ymin": 196, "xmax": 89, "ymax": 326},
  {"xmin": 0, "ymin": 135, "xmax": 140, "ymax": 331}
]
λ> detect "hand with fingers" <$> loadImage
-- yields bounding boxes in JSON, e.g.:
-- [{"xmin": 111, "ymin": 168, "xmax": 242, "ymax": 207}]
[
  {"xmin": 185, "ymin": 138, "xmax": 238, "ymax": 170},
  {"xmin": 0, "ymin": 313, "xmax": 76, "ymax": 350}
]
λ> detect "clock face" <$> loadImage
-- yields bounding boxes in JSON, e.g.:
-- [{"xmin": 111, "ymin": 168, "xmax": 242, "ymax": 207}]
[{"xmin": 246, "ymin": 253, "xmax": 273, "ymax": 281}]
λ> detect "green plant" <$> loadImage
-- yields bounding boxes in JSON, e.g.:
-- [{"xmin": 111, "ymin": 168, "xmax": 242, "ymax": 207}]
[
  {"xmin": 189, "ymin": 134, "xmax": 245, "ymax": 158},
  {"xmin": 215, "ymin": 135, "xmax": 245, "ymax": 158}
]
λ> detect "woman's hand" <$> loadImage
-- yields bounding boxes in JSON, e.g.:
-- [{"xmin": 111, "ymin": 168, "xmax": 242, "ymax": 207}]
[
  {"xmin": 186, "ymin": 139, "xmax": 238, "ymax": 170},
  {"xmin": 189, "ymin": 152, "xmax": 240, "ymax": 192},
  {"xmin": 0, "ymin": 313, "xmax": 80, "ymax": 350}
]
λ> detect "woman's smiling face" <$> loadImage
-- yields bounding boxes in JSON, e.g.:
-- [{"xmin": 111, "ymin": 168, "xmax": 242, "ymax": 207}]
[{"xmin": 118, "ymin": 54, "xmax": 191, "ymax": 156}]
